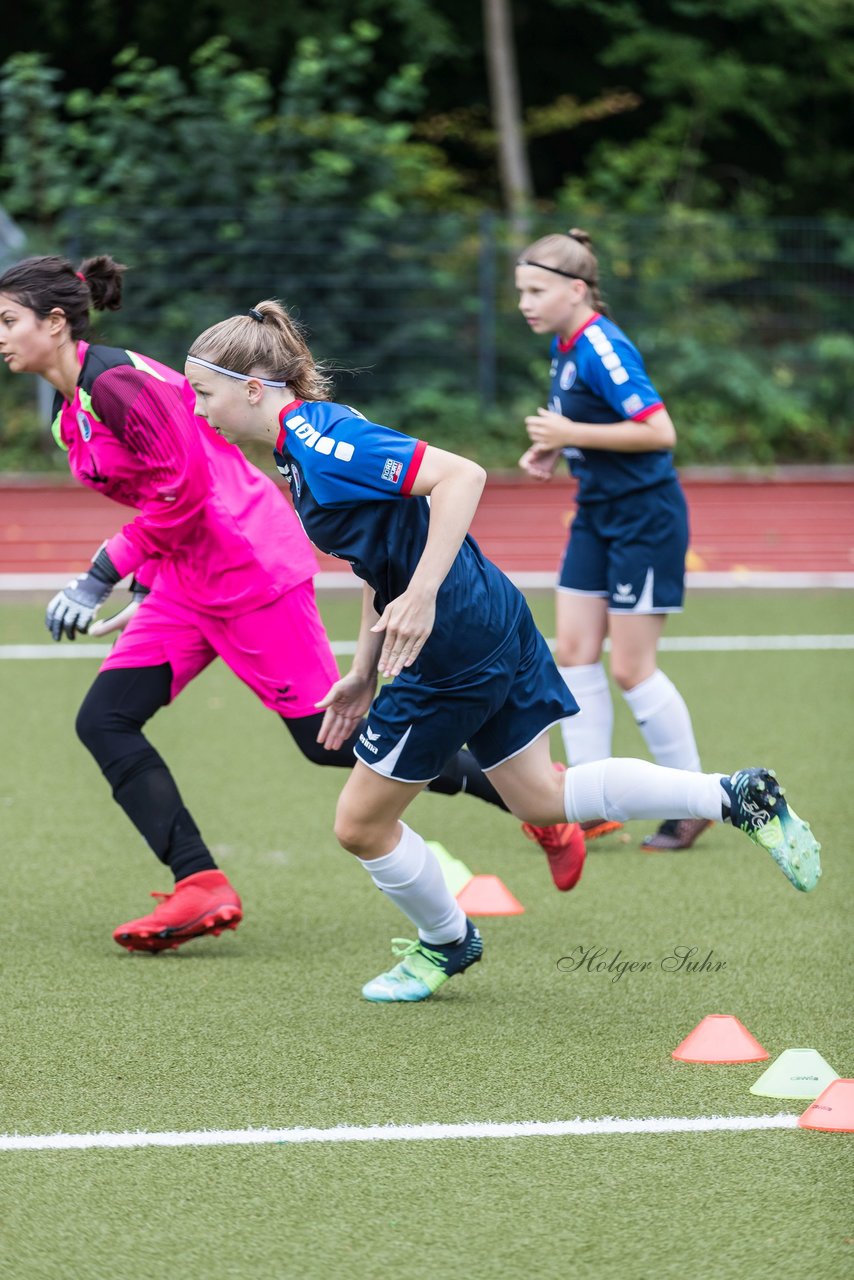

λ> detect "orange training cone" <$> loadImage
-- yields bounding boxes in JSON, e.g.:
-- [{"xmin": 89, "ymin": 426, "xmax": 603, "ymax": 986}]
[
  {"xmin": 798, "ymin": 1079, "xmax": 854, "ymax": 1132},
  {"xmin": 456, "ymin": 874, "xmax": 525, "ymax": 916},
  {"xmin": 672, "ymin": 1014, "xmax": 768, "ymax": 1063}
]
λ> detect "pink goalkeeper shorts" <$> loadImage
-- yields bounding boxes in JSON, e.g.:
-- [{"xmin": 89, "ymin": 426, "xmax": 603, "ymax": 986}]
[{"xmin": 100, "ymin": 578, "xmax": 340, "ymax": 717}]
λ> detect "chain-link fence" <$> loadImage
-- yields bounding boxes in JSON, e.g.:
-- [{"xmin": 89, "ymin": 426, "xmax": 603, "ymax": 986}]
[
  {"xmin": 2, "ymin": 210, "xmax": 853, "ymax": 466},
  {"xmin": 62, "ymin": 208, "xmax": 853, "ymax": 402}
]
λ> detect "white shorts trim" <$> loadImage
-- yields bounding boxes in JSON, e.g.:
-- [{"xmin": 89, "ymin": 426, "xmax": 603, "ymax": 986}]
[
  {"xmin": 606, "ymin": 605, "xmax": 684, "ymax": 616},
  {"xmin": 481, "ymin": 719, "xmax": 566, "ymax": 773},
  {"xmin": 556, "ymin": 586, "xmax": 609, "ymax": 597},
  {"xmin": 358, "ymin": 760, "xmax": 435, "ymax": 786}
]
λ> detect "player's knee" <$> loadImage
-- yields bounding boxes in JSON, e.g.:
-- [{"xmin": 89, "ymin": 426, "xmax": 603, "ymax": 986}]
[
  {"xmin": 555, "ymin": 638, "xmax": 601, "ymax": 667},
  {"xmin": 75, "ymin": 693, "xmax": 110, "ymax": 757},
  {"xmin": 611, "ymin": 660, "xmax": 652, "ymax": 692},
  {"xmin": 332, "ymin": 799, "xmax": 371, "ymax": 855}
]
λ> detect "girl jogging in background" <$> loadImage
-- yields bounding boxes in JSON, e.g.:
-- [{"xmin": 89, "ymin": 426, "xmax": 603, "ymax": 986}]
[
  {"xmin": 0, "ymin": 254, "xmax": 577, "ymax": 954},
  {"xmin": 516, "ymin": 228, "xmax": 709, "ymax": 852},
  {"xmin": 183, "ymin": 299, "xmax": 820, "ymax": 1004}
]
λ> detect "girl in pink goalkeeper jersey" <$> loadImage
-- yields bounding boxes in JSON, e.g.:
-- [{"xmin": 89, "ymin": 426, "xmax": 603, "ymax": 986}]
[{"xmin": 0, "ymin": 253, "xmax": 585, "ymax": 952}]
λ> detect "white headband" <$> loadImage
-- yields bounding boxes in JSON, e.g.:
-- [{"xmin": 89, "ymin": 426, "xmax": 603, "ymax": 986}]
[{"xmin": 185, "ymin": 355, "xmax": 288, "ymax": 388}]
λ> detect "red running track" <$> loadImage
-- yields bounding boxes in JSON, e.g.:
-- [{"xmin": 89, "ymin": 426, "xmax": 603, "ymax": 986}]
[{"xmin": 1, "ymin": 472, "xmax": 853, "ymax": 577}]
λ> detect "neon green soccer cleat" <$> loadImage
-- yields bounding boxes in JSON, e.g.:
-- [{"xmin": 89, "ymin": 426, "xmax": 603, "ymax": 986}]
[
  {"xmin": 722, "ymin": 767, "xmax": 821, "ymax": 892},
  {"xmin": 362, "ymin": 919, "xmax": 483, "ymax": 1002}
]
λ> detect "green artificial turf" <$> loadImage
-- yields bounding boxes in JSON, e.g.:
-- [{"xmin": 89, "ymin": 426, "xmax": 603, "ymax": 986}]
[{"xmin": 0, "ymin": 591, "xmax": 851, "ymax": 1279}]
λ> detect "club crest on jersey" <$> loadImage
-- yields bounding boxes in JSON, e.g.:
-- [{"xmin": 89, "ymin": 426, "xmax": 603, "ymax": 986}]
[
  {"xmin": 77, "ymin": 411, "xmax": 93, "ymax": 442},
  {"xmin": 560, "ymin": 361, "xmax": 577, "ymax": 391},
  {"xmin": 381, "ymin": 458, "xmax": 404, "ymax": 484}
]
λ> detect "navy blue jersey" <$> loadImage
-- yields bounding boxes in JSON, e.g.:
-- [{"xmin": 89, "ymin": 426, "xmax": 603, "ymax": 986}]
[
  {"xmin": 548, "ymin": 313, "xmax": 677, "ymax": 503},
  {"xmin": 273, "ymin": 400, "xmax": 524, "ymax": 678}
]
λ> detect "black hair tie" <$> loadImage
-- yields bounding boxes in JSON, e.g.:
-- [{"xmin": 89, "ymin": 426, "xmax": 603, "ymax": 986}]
[{"xmin": 248, "ymin": 308, "xmax": 265, "ymax": 323}]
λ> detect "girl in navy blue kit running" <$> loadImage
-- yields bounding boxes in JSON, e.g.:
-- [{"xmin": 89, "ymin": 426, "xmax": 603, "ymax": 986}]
[
  {"xmin": 181, "ymin": 300, "xmax": 820, "ymax": 1004},
  {"xmin": 517, "ymin": 228, "xmax": 709, "ymax": 852}
]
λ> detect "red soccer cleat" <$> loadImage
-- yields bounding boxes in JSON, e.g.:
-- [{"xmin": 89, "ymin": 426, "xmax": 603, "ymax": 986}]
[
  {"xmin": 521, "ymin": 819, "xmax": 587, "ymax": 891},
  {"xmin": 113, "ymin": 869, "xmax": 242, "ymax": 952}
]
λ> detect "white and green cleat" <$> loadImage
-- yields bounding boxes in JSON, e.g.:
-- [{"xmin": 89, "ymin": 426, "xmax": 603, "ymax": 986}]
[
  {"xmin": 722, "ymin": 767, "xmax": 821, "ymax": 892},
  {"xmin": 362, "ymin": 919, "xmax": 483, "ymax": 1002}
]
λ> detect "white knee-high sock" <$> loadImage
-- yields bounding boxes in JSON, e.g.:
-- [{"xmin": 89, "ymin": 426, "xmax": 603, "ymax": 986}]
[
  {"xmin": 559, "ymin": 662, "xmax": 614, "ymax": 764},
  {"xmin": 564, "ymin": 758, "xmax": 725, "ymax": 824},
  {"xmin": 622, "ymin": 669, "xmax": 701, "ymax": 771},
  {"xmin": 359, "ymin": 823, "xmax": 466, "ymax": 946}
]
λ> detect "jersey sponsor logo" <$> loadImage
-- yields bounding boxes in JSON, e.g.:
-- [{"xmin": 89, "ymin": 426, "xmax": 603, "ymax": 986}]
[
  {"xmin": 622, "ymin": 393, "xmax": 644, "ymax": 416},
  {"xmin": 559, "ymin": 361, "xmax": 577, "ymax": 391},
  {"xmin": 381, "ymin": 458, "xmax": 404, "ymax": 484},
  {"xmin": 77, "ymin": 411, "xmax": 93, "ymax": 442},
  {"xmin": 284, "ymin": 413, "xmax": 354, "ymax": 462},
  {"xmin": 613, "ymin": 581, "xmax": 637, "ymax": 604}
]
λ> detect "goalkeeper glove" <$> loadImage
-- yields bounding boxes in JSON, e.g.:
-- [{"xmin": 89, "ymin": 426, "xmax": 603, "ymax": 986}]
[
  {"xmin": 88, "ymin": 577, "xmax": 152, "ymax": 637},
  {"xmin": 45, "ymin": 545, "xmax": 122, "ymax": 642}
]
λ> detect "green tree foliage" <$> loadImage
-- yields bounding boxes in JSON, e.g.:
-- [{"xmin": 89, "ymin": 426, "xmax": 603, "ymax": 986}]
[
  {"xmin": 548, "ymin": 0, "xmax": 854, "ymax": 215},
  {"xmin": 0, "ymin": 8, "xmax": 850, "ymax": 469},
  {"xmin": 3, "ymin": 0, "xmax": 851, "ymax": 214},
  {"xmin": 0, "ymin": 29, "xmax": 466, "ymax": 228}
]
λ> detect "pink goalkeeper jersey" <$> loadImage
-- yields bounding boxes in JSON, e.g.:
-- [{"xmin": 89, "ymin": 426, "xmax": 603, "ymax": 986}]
[{"xmin": 51, "ymin": 341, "xmax": 318, "ymax": 613}]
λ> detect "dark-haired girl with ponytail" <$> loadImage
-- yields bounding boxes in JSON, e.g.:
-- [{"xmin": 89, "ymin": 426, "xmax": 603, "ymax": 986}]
[
  {"xmin": 516, "ymin": 229, "xmax": 709, "ymax": 852},
  {"xmin": 0, "ymin": 254, "xmax": 546, "ymax": 953}
]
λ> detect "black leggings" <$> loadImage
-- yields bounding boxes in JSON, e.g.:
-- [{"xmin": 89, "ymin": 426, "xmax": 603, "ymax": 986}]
[{"xmin": 75, "ymin": 665, "xmax": 507, "ymax": 881}]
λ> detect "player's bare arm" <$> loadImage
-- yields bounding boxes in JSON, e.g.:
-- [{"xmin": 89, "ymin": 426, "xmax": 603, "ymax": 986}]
[
  {"xmin": 316, "ymin": 584, "xmax": 380, "ymax": 750},
  {"xmin": 525, "ymin": 405, "xmax": 676, "ymax": 453},
  {"xmin": 371, "ymin": 445, "xmax": 486, "ymax": 678}
]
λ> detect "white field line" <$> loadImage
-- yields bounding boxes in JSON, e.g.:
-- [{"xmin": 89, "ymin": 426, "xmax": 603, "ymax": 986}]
[
  {"xmin": 2, "ymin": 571, "xmax": 854, "ymax": 591},
  {"xmin": 2, "ymin": 635, "xmax": 853, "ymax": 661},
  {"xmin": 0, "ymin": 1113, "xmax": 800, "ymax": 1152}
]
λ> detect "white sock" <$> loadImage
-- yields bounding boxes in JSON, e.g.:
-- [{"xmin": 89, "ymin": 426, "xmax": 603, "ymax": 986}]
[
  {"xmin": 622, "ymin": 669, "xmax": 701, "ymax": 771},
  {"xmin": 564, "ymin": 758, "xmax": 725, "ymax": 824},
  {"xmin": 359, "ymin": 823, "xmax": 466, "ymax": 946},
  {"xmin": 559, "ymin": 662, "xmax": 613, "ymax": 763}
]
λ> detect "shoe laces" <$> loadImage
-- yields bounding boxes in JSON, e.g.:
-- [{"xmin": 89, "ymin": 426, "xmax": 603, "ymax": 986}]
[{"xmin": 390, "ymin": 937, "xmax": 446, "ymax": 968}]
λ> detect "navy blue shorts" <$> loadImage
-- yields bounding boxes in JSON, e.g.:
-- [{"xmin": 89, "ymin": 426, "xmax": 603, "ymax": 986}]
[
  {"xmin": 558, "ymin": 480, "xmax": 688, "ymax": 613},
  {"xmin": 354, "ymin": 604, "xmax": 578, "ymax": 782}
]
